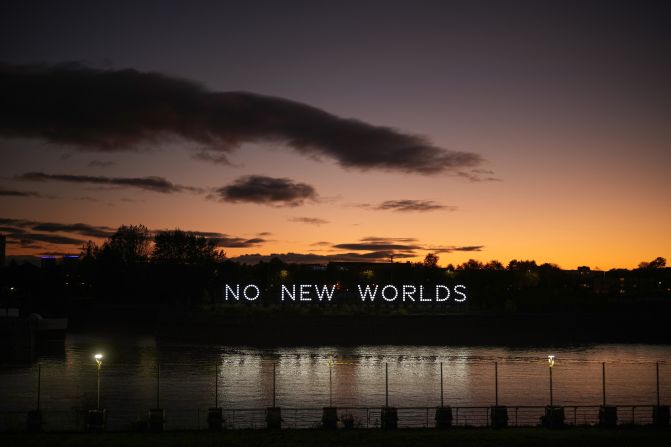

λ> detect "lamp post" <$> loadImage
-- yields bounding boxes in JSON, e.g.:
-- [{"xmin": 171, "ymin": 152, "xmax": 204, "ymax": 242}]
[
  {"xmin": 543, "ymin": 354, "xmax": 565, "ymax": 427},
  {"xmin": 328, "ymin": 358, "xmax": 333, "ymax": 407},
  {"xmin": 548, "ymin": 355, "xmax": 555, "ymax": 407},
  {"xmin": 94, "ymin": 354, "xmax": 103, "ymax": 410}
]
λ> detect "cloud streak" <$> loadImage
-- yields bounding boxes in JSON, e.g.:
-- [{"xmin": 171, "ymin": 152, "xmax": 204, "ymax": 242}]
[
  {"xmin": 0, "ymin": 217, "xmax": 116, "ymax": 239},
  {"xmin": 230, "ymin": 251, "xmax": 416, "ymax": 264},
  {"xmin": 214, "ymin": 175, "xmax": 317, "ymax": 207},
  {"xmin": 0, "ymin": 63, "xmax": 484, "ymax": 174},
  {"xmin": 0, "ymin": 187, "xmax": 44, "ymax": 198},
  {"xmin": 371, "ymin": 200, "xmax": 457, "ymax": 212},
  {"xmin": 289, "ymin": 217, "xmax": 329, "ymax": 225},
  {"xmin": 330, "ymin": 237, "xmax": 484, "ymax": 258},
  {"xmin": 17, "ymin": 172, "xmax": 201, "ymax": 194},
  {"xmin": 0, "ymin": 217, "xmax": 267, "ymax": 251}
]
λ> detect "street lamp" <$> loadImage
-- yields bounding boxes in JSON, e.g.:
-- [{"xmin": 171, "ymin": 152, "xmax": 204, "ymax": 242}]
[
  {"xmin": 94, "ymin": 354, "xmax": 103, "ymax": 410},
  {"xmin": 548, "ymin": 355, "xmax": 555, "ymax": 407}
]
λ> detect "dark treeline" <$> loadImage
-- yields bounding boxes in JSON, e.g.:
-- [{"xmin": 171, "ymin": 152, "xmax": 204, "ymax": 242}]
[{"xmin": 1, "ymin": 225, "xmax": 670, "ymax": 317}]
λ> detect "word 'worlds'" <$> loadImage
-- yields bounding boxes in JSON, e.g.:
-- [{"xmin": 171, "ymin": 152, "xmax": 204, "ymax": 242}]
[{"xmin": 224, "ymin": 284, "xmax": 467, "ymax": 303}]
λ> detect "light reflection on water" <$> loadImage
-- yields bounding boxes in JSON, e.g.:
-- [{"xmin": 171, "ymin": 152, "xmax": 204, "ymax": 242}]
[{"xmin": 1, "ymin": 335, "xmax": 670, "ymax": 415}]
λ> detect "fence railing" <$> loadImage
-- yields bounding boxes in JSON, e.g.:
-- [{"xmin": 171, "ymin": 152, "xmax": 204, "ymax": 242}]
[{"xmin": 0, "ymin": 404, "xmax": 665, "ymax": 431}]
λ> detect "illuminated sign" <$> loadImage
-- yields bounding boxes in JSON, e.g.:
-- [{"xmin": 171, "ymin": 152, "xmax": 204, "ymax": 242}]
[{"xmin": 223, "ymin": 284, "xmax": 467, "ymax": 303}]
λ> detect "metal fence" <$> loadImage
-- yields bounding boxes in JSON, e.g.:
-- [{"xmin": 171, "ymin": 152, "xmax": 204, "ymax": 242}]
[{"xmin": 0, "ymin": 404, "xmax": 664, "ymax": 431}]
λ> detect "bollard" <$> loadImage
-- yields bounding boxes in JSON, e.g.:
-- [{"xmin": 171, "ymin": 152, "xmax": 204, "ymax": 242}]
[
  {"xmin": 26, "ymin": 410, "xmax": 42, "ymax": 432},
  {"xmin": 148, "ymin": 408, "xmax": 165, "ymax": 432},
  {"xmin": 266, "ymin": 407, "xmax": 281, "ymax": 429},
  {"xmin": 381, "ymin": 406, "xmax": 398, "ymax": 430},
  {"xmin": 208, "ymin": 407, "xmax": 224, "ymax": 431},
  {"xmin": 653, "ymin": 406, "xmax": 670, "ymax": 427},
  {"xmin": 322, "ymin": 406, "xmax": 338, "ymax": 429},
  {"xmin": 435, "ymin": 406, "xmax": 453, "ymax": 429},
  {"xmin": 541, "ymin": 406, "xmax": 565, "ymax": 428},
  {"xmin": 86, "ymin": 409, "xmax": 106, "ymax": 432},
  {"xmin": 341, "ymin": 413, "xmax": 355, "ymax": 429},
  {"xmin": 490, "ymin": 406, "xmax": 508, "ymax": 428},
  {"xmin": 599, "ymin": 405, "xmax": 617, "ymax": 427}
]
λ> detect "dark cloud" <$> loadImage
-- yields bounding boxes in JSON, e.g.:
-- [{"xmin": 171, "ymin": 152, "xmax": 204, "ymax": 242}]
[
  {"xmin": 15, "ymin": 233, "xmax": 85, "ymax": 246},
  {"xmin": 192, "ymin": 150, "xmax": 232, "ymax": 165},
  {"xmin": 147, "ymin": 229, "xmax": 266, "ymax": 248},
  {"xmin": 214, "ymin": 175, "xmax": 317, "ymax": 207},
  {"xmin": 30, "ymin": 222, "xmax": 115, "ymax": 238},
  {"xmin": 310, "ymin": 241, "xmax": 332, "ymax": 246},
  {"xmin": 17, "ymin": 172, "xmax": 200, "ymax": 194},
  {"xmin": 455, "ymin": 169, "xmax": 502, "ymax": 182},
  {"xmin": 430, "ymin": 245, "xmax": 484, "ymax": 253},
  {"xmin": 372, "ymin": 200, "xmax": 457, "ymax": 212},
  {"xmin": 333, "ymin": 237, "xmax": 421, "ymax": 251},
  {"xmin": 0, "ymin": 63, "xmax": 483, "ymax": 174},
  {"xmin": 0, "ymin": 187, "xmax": 43, "ymax": 197},
  {"xmin": 88, "ymin": 160, "xmax": 116, "ymax": 168},
  {"xmin": 0, "ymin": 217, "xmax": 116, "ymax": 239},
  {"xmin": 289, "ymin": 217, "xmax": 329, "ymax": 225},
  {"xmin": 361, "ymin": 236, "xmax": 418, "ymax": 243},
  {"xmin": 212, "ymin": 236, "xmax": 266, "ymax": 248},
  {"xmin": 332, "ymin": 237, "xmax": 483, "ymax": 257},
  {"xmin": 0, "ymin": 226, "xmax": 26, "ymax": 234},
  {"xmin": 334, "ymin": 242, "xmax": 421, "ymax": 251},
  {"xmin": 2, "ymin": 217, "xmax": 268, "ymax": 253},
  {"xmin": 230, "ymin": 250, "xmax": 415, "ymax": 265}
]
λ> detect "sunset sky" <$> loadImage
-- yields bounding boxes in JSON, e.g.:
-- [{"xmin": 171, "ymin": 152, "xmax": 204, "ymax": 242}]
[{"xmin": 1, "ymin": 0, "xmax": 670, "ymax": 269}]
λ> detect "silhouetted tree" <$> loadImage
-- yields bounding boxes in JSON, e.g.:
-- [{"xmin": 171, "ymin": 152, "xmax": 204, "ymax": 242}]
[
  {"xmin": 485, "ymin": 260, "xmax": 505, "ymax": 270},
  {"xmin": 423, "ymin": 253, "xmax": 439, "ymax": 268},
  {"xmin": 458, "ymin": 259, "xmax": 483, "ymax": 270},
  {"xmin": 638, "ymin": 257, "xmax": 666, "ymax": 269},
  {"xmin": 100, "ymin": 224, "xmax": 151, "ymax": 265},
  {"xmin": 507, "ymin": 259, "xmax": 538, "ymax": 271},
  {"xmin": 152, "ymin": 229, "xmax": 224, "ymax": 265}
]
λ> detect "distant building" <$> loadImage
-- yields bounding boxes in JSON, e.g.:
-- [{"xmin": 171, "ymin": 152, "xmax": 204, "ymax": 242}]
[
  {"xmin": 62, "ymin": 255, "xmax": 80, "ymax": 267},
  {"xmin": 41, "ymin": 256, "xmax": 57, "ymax": 269},
  {"xmin": 0, "ymin": 234, "xmax": 5, "ymax": 267}
]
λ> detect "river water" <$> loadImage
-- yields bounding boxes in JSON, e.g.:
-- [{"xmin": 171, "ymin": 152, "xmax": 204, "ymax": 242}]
[{"xmin": 1, "ymin": 335, "xmax": 670, "ymax": 429}]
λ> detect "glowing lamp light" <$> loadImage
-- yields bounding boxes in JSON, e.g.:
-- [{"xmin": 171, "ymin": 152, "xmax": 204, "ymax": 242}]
[
  {"xmin": 94, "ymin": 353, "xmax": 104, "ymax": 409},
  {"xmin": 548, "ymin": 355, "xmax": 555, "ymax": 368}
]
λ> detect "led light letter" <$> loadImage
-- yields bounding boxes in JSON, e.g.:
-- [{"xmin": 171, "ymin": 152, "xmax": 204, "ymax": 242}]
[
  {"xmin": 225, "ymin": 284, "xmax": 240, "ymax": 301},
  {"xmin": 315, "ymin": 284, "xmax": 336, "ymax": 302},
  {"xmin": 454, "ymin": 284, "xmax": 467, "ymax": 302},
  {"xmin": 435, "ymin": 285, "xmax": 450, "ymax": 302},
  {"xmin": 357, "ymin": 284, "xmax": 379, "ymax": 301},
  {"xmin": 243, "ymin": 284, "xmax": 260, "ymax": 301},
  {"xmin": 300, "ymin": 284, "xmax": 311, "ymax": 301},
  {"xmin": 419, "ymin": 285, "xmax": 432, "ymax": 302},
  {"xmin": 402, "ymin": 284, "xmax": 416, "ymax": 302},
  {"xmin": 381, "ymin": 285, "xmax": 398, "ymax": 302},
  {"xmin": 281, "ymin": 284, "xmax": 296, "ymax": 301}
]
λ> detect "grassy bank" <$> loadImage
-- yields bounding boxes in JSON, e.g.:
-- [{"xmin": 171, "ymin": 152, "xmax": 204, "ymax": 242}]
[{"xmin": 3, "ymin": 428, "xmax": 671, "ymax": 447}]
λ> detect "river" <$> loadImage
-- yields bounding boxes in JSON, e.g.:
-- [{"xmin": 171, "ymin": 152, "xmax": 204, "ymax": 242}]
[{"xmin": 1, "ymin": 335, "xmax": 670, "ymax": 429}]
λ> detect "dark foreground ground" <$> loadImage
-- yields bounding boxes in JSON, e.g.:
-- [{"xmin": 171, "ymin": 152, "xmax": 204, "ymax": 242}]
[{"xmin": 3, "ymin": 428, "xmax": 671, "ymax": 447}]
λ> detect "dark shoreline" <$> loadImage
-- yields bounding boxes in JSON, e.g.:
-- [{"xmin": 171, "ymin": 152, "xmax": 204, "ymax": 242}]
[
  {"xmin": 157, "ymin": 312, "xmax": 671, "ymax": 346},
  {"xmin": 67, "ymin": 309, "xmax": 671, "ymax": 346}
]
